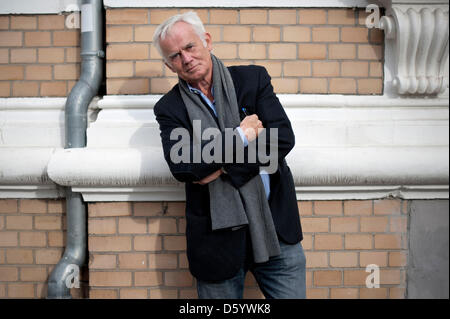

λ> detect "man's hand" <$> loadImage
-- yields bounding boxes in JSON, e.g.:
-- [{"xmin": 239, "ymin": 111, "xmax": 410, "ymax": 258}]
[
  {"xmin": 240, "ymin": 114, "xmax": 264, "ymax": 142},
  {"xmin": 193, "ymin": 169, "xmax": 223, "ymax": 185}
]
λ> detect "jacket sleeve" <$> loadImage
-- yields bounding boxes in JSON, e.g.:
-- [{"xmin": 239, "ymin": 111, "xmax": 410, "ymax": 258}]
[
  {"xmin": 223, "ymin": 66, "xmax": 296, "ymax": 188},
  {"xmin": 154, "ymin": 101, "xmax": 225, "ymax": 183}
]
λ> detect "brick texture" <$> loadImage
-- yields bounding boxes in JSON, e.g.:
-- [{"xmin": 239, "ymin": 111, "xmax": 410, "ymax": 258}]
[
  {"xmin": 0, "ymin": 199, "xmax": 89, "ymax": 298},
  {"xmin": 84, "ymin": 199, "xmax": 409, "ymax": 299},
  {"xmin": 301, "ymin": 199, "xmax": 408, "ymax": 299},
  {"xmin": 0, "ymin": 9, "xmax": 384, "ymax": 97},
  {"xmin": 104, "ymin": 8, "xmax": 383, "ymax": 95},
  {"xmin": 87, "ymin": 201, "xmax": 194, "ymax": 299},
  {"xmin": 0, "ymin": 14, "xmax": 81, "ymax": 97}
]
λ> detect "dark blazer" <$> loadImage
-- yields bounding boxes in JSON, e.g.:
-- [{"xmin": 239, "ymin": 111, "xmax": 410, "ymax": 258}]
[{"xmin": 154, "ymin": 65, "xmax": 303, "ymax": 282}]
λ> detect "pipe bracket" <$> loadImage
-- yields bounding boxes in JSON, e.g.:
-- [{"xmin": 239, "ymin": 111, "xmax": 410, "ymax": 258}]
[{"xmin": 81, "ymin": 50, "xmax": 105, "ymax": 58}]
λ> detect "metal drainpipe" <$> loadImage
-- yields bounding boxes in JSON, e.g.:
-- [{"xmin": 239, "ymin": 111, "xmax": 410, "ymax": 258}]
[{"xmin": 47, "ymin": 0, "xmax": 104, "ymax": 299}]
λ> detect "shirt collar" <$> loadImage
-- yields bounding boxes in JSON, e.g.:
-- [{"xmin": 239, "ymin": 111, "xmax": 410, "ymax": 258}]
[{"xmin": 187, "ymin": 83, "xmax": 214, "ymax": 99}]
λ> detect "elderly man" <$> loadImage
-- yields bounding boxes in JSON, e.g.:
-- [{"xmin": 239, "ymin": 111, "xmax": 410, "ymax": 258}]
[{"xmin": 153, "ymin": 11, "xmax": 305, "ymax": 299}]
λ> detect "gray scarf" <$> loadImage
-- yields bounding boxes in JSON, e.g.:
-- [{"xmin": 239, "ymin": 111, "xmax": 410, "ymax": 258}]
[{"xmin": 178, "ymin": 54, "xmax": 280, "ymax": 263}]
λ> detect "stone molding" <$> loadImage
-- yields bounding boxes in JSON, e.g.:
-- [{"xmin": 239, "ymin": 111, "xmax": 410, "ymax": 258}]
[
  {"xmin": 377, "ymin": 0, "xmax": 449, "ymax": 95},
  {"xmin": 1, "ymin": 95, "xmax": 448, "ymax": 200}
]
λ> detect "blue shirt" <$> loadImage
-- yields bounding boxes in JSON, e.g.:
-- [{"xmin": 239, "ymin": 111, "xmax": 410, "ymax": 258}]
[{"xmin": 188, "ymin": 84, "xmax": 271, "ymax": 199}]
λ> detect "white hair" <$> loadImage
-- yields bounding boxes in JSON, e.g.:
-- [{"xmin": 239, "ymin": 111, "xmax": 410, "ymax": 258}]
[{"xmin": 152, "ymin": 11, "xmax": 207, "ymax": 61}]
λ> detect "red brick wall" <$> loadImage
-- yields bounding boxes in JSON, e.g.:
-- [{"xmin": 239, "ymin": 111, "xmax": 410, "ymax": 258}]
[
  {"xmin": 0, "ymin": 8, "xmax": 383, "ymax": 97},
  {"xmin": 0, "ymin": 198, "xmax": 408, "ymax": 298},
  {"xmin": 105, "ymin": 8, "xmax": 384, "ymax": 95},
  {"xmin": 0, "ymin": 14, "xmax": 80, "ymax": 97},
  {"xmin": 87, "ymin": 199, "xmax": 407, "ymax": 299},
  {"xmin": 0, "ymin": 199, "xmax": 87, "ymax": 298}
]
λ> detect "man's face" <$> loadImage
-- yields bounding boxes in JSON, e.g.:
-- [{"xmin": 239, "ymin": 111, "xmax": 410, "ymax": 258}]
[{"xmin": 159, "ymin": 21, "xmax": 212, "ymax": 84}]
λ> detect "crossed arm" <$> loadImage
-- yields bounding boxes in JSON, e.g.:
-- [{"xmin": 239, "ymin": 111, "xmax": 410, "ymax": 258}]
[{"xmin": 192, "ymin": 114, "xmax": 264, "ymax": 185}]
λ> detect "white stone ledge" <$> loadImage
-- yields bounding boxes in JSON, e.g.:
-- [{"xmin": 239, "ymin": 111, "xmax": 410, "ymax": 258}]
[
  {"xmin": 45, "ymin": 146, "xmax": 449, "ymax": 200},
  {"xmin": 1, "ymin": 94, "xmax": 448, "ymax": 200},
  {"xmin": 0, "ymin": 0, "xmax": 80, "ymax": 14},
  {"xmin": 46, "ymin": 146, "xmax": 449, "ymax": 187},
  {"xmin": 98, "ymin": 94, "xmax": 449, "ymax": 110},
  {"xmin": 90, "ymin": 95, "xmax": 449, "ymax": 149},
  {"xmin": 0, "ymin": 148, "xmax": 56, "ymax": 185},
  {"xmin": 0, "ymin": 185, "xmax": 64, "ymax": 199},
  {"xmin": 0, "ymin": 147, "xmax": 64, "ymax": 199},
  {"xmin": 1, "ymin": 93, "xmax": 448, "ymax": 111},
  {"xmin": 296, "ymin": 185, "xmax": 450, "ymax": 200},
  {"xmin": 47, "ymin": 147, "xmax": 177, "ymax": 187},
  {"xmin": 74, "ymin": 185, "xmax": 449, "ymax": 201},
  {"xmin": 0, "ymin": 97, "xmax": 99, "ymax": 111},
  {"xmin": 73, "ymin": 186, "xmax": 186, "ymax": 202},
  {"xmin": 0, "ymin": 98, "xmax": 67, "ymax": 110}
]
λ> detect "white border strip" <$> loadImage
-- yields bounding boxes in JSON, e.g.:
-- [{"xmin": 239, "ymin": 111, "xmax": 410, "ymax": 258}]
[
  {"xmin": 296, "ymin": 185, "xmax": 450, "ymax": 200},
  {"xmin": 2, "ymin": 0, "xmax": 448, "ymax": 15},
  {"xmin": 103, "ymin": 0, "xmax": 373, "ymax": 8},
  {"xmin": 0, "ymin": 0, "xmax": 81, "ymax": 14},
  {"xmin": 73, "ymin": 185, "xmax": 449, "ymax": 202},
  {"xmin": 44, "ymin": 146, "xmax": 449, "ymax": 201},
  {"xmin": 97, "ymin": 94, "xmax": 450, "ymax": 109},
  {"xmin": 46, "ymin": 147, "xmax": 449, "ymax": 187},
  {"xmin": 2, "ymin": 95, "xmax": 448, "ymax": 111},
  {"xmin": 73, "ymin": 186, "xmax": 185, "ymax": 202},
  {"xmin": 0, "ymin": 97, "xmax": 99, "ymax": 111},
  {"xmin": 2, "ymin": 184, "xmax": 447, "ymax": 201},
  {"xmin": 0, "ymin": 185, "xmax": 64, "ymax": 199},
  {"xmin": 0, "ymin": 0, "xmax": 375, "ymax": 14}
]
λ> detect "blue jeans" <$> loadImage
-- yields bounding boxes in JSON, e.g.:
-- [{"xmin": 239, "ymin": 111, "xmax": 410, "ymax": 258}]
[{"xmin": 197, "ymin": 240, "xmax": 306, "ymax": 299}]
